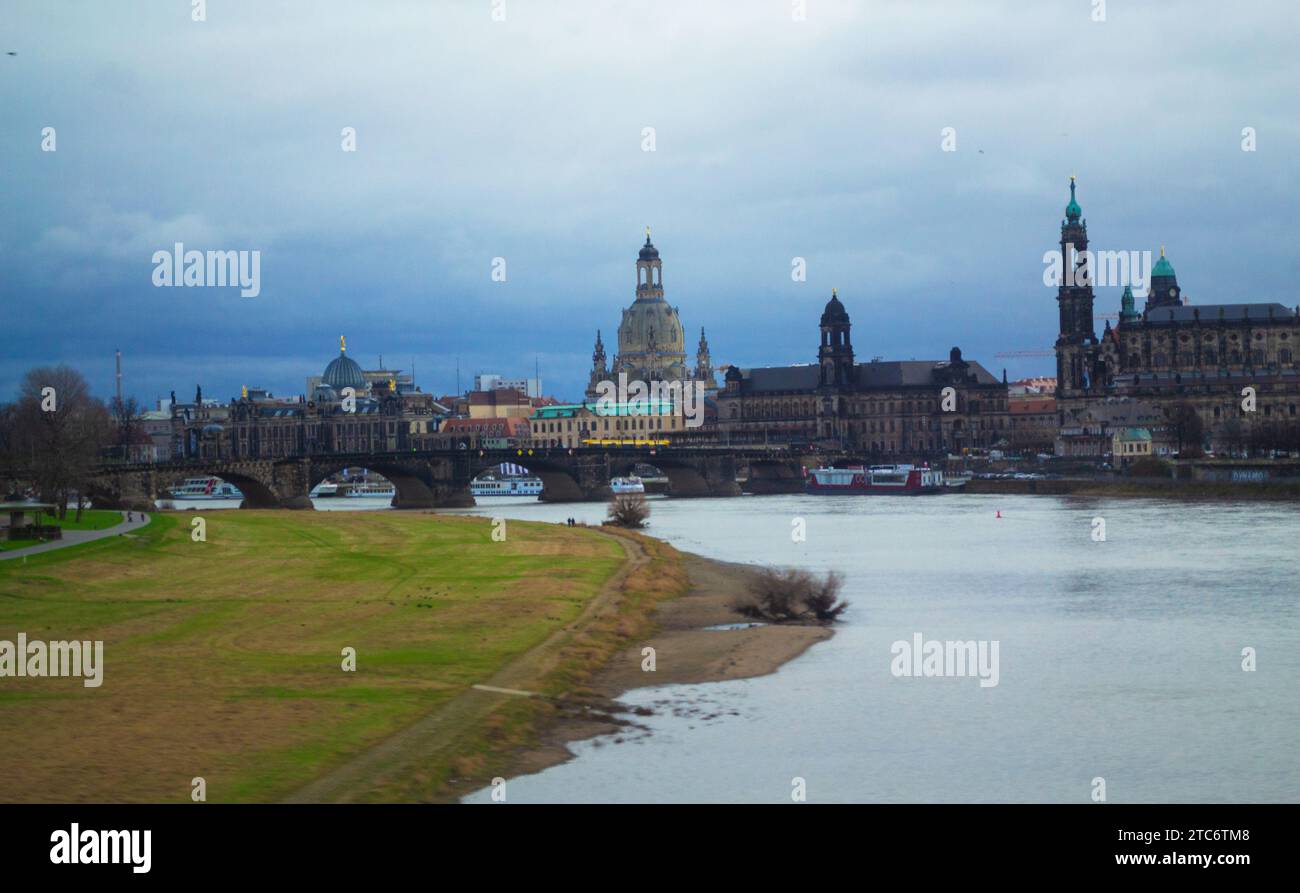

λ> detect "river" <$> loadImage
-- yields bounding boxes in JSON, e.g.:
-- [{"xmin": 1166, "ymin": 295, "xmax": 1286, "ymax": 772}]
[{"xmin": 448, "ymin": 493, "xmax": 1299, "ymax": 803}]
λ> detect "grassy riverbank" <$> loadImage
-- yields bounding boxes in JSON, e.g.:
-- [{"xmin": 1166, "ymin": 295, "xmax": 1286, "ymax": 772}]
[{"xmin": 0, "ymin": 510, "xmax": 688, "ymax": 802}]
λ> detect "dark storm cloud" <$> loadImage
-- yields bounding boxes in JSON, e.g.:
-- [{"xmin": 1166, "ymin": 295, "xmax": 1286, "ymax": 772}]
[{"xmin": 2, "ymin": 0, "xmax": 1296, "ymax": 404}]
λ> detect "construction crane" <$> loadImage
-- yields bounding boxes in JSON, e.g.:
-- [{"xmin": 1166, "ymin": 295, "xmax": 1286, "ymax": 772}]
[{"xmin": 994, "ymin": 350, "xmax": 1055, "ymax": 358}]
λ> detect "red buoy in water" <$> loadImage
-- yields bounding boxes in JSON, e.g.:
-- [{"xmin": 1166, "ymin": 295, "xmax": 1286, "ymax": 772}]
[{"xmin": 995, "ymin": 510, "xmax": 1002, "ymax": 519}]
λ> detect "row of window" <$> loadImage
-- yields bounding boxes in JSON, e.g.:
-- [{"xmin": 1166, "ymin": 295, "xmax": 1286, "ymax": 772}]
[
  {"xmin": 532, "ymin": 417, "xmax": 679, "ymax": 434},
  {"xmin": 1132, "ymin": 349, "xmax": 1293, "ymax": 368},
  {"xmin": 1211, "ymin": 404, "xmax": 1298, "ymax": 418},
  {"xmin": 730, "ymin": 398, "xmax": 1007, "ymax": 419}
]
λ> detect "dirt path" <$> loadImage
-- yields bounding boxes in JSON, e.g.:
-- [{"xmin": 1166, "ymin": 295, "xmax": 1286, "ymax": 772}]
[
  {"xmin": 285, "ymin": 530, "xmax": 648, "ymax": 803},
  {"xmin": 0, "ymin": 511, "xmax": 150, "ymax": 562}
]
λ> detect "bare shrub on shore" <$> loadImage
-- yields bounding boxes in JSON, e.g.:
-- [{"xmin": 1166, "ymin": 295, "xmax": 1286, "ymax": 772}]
[
  {"xmin": 605, "ymin": 493, "xmax": 649, "ymax": 528},
  {"xmin": 736, "ymin": 568, "xmax": 849, "ymax": 624}
]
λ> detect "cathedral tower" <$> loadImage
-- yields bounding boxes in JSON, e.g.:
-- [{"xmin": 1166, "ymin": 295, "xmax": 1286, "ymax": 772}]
[
  {"xmin": 1055, "ymin": 176, "xmax": 1099, "ymax": 399},
  {"xmin": 1144, "ymin": 246, "xmax": 1181, "ymax": 313},
  {"xmin": 585, "ymin": 330, "xmax": 608, "ymax": 399},
  {"xmin": 818, "ymin": 289, "xmax": 855, "ymax": 388},
  {"xmin": 694, "ymin": 327, "xmax": 713, "ymax": 383}
]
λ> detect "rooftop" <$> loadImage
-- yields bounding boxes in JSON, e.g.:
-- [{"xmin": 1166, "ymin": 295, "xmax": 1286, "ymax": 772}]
[{"xmin": 1139, "ymin": 302, "xmax": 1296, "ymax": 325}]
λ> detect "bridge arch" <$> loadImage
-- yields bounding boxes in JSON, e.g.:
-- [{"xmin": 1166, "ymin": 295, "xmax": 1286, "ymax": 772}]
[
  {"xmin": 741, "ymin": 457, "xmax": 806, "ymax": 495},
  {"xmin": 469, "ymin": 454, "xmax": 591, "ymax": 502},
  {"xmin": 305, "ymin": 461, "xmax": 436, "ymax": 509},
  {"xmin": 607, "ymin": 456, "xmax": 712, "ymax": 498},
  {"xmin": 156, "ymin": 469, "xmax": 281, "ymax": 509}
]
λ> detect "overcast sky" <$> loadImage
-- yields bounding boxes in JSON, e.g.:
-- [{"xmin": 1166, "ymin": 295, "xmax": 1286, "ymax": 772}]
[{"xmin": 3, "ymin": 0, "xmax": 1297, "ymax": 405}]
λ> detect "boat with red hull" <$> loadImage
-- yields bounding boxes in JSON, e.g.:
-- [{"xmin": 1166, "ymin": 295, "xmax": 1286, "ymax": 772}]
[{"xmin": 805, "ymin": 464, "xmax": 953, "ymax": 495}]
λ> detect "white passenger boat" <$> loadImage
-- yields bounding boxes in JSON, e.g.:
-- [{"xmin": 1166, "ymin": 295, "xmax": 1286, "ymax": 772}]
[
  {"xmin": 471, "ymin": 477, "xmax": 544, "ymax": 497},
  {"xmin": 167, "ymin": 477, "xmax": 244, "ymax": 500},
  {"xmin": 609, "ymin": 476, "xmax": 646, "ymax": 494},
  {"xmin": 345, "ymin": 481, "xmax": 397, "ymax": 498}
]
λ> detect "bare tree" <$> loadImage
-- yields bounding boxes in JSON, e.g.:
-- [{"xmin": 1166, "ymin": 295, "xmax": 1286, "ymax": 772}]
[
  {"xmin": 108, "ymin": 395, "xmax": 144, "ymax": 462},
  {"xmin": 802, "ymin": 570, "xmax": 849, "ymax": 622},
  {"xmin": 1216, "ymin": 417, "xmax": 1246, "ymax": 457},
  {"xmin": 12, "ymin": 366, "xmax": 109, "ymax": 519},
  {"xmin": 1166, "ymin": 401, "xmax": 1204, "ymax": 456},
  {"xmin": 605, "ymin": 493, "xmax": 650, "ymax": 528},
  {"xmin": 736, "ymin": 567, "xmax": 849, "ymax": 624},
  {"xmin": 0, "ymin": 401, "xmax": 19, "ymax": 498}
]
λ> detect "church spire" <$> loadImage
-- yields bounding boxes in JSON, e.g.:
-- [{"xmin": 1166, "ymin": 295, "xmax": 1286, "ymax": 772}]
[
  {"xmin": 585, "ymin": 330, "xmax": 609, "ymax": 400},
  {"xmin": 694, "ymin": 327, "xmax": 713, "ymax": 384},
  {"xmin": 1065, "ymin": 175, "xmax": 1082, "ymax": 222},
  {"xmin": 1119, "ymin": 285, "xmax": 1139, "ymax": 323}
]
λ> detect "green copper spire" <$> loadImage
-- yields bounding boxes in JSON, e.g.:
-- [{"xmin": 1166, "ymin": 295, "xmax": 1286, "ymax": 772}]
[
  {"xmin": 1120, "ymin": 284, "xmax": 1138, "ymax": 322},
  {"xmin": 1065, "ymin": 175, "xmax": 1082, "ymax": 222}
]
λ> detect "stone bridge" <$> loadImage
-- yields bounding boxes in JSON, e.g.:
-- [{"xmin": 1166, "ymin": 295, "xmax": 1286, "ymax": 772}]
[{"xmin": 88, "ymin": 447, "xmax": 843, "ymax": 510}]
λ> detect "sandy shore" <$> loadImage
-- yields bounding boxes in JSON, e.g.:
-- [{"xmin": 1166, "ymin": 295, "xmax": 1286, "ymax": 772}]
[{"xmin": 501, "ymin": 546, "xmax": 834, "ymax": 783}]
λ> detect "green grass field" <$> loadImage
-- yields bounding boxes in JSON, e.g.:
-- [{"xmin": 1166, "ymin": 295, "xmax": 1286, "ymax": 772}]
[{"xmin": 0, "ymin": 510, "xmax": 629, "ymax": 802}]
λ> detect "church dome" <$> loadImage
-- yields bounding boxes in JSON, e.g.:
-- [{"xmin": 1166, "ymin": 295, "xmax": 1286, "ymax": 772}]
[
  {"xmin": 1151, "ymin": 251, "xmax": 1176, "ymax": 279},
  {"xmin": 638, "ymin": 233, "xmax": 659, "ymax": 260},
  {"xmin": 619, "ymin": 300, "xmax": 684, "ymax": 352},
  {"xmin": 820, "ymin": 290, "xmax": 850, "ymax": 326},
  {"xmin": 323, "ymin": 343, "xmax": 366, "ymax": 390}
]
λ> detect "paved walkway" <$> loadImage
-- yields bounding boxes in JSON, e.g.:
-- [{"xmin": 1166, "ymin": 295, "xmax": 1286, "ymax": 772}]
[{"xmin": 0, "ymin": 511, "xmax": 151, "ymax": 562}]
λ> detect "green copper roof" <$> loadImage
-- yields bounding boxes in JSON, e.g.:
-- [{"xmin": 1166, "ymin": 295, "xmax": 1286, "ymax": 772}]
[
  {"xmin": 1064, "ymin": 177, "xmax": 1082, "ymax": 221},
  {"xmin": 1151, "ymin": 251, "xmax": 1176, "ymax": 278},
  {"xmin": 533, "ymin": 401, "xmax": 676, "ymax": 419}
]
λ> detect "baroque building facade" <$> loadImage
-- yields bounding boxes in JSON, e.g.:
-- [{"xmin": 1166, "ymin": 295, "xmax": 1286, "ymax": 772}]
[
  {"xmin": 1052, "ymin": 179, "xmax": 1300, "ymax": 452},
  {"xmin": 716, "ymin": 291, "xmax": 1010, "ymax": 455},
  {"xmin": 173, "ymin": 340, "xmax": 440, "ymax": 460},
  {"xmin": 586, "ymin": 231, "xmax": 717, "ymax": 399}
]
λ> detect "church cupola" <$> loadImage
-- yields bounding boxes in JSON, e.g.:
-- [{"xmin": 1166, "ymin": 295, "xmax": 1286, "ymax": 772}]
[
  {"xmin": 636, "ymin": 227, "xmax": 663, "ymax": 300},
  {"xmin": 818, "ymin": 288, "xmax": 855, "ymax": 388},
  {"xmin": 1145, "ymin": 246, "xmax": 1181, "ymax": 312}
]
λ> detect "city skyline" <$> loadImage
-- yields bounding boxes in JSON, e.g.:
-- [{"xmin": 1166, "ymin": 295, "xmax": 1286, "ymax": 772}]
[{"xmin": 4, "ymin": 1, "xmax": 1297, "ymax": 404}]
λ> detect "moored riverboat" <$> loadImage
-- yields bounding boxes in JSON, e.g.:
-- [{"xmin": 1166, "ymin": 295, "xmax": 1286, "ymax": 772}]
[{"xmin": 805, "ymin": 464, "xmax": 949, "ymax": 495}]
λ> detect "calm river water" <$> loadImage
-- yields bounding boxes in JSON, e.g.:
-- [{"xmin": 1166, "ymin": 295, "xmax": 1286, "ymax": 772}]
[{"xmin": 449, "ymin": 493, "xmax": 1299, "ymax": 803}]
